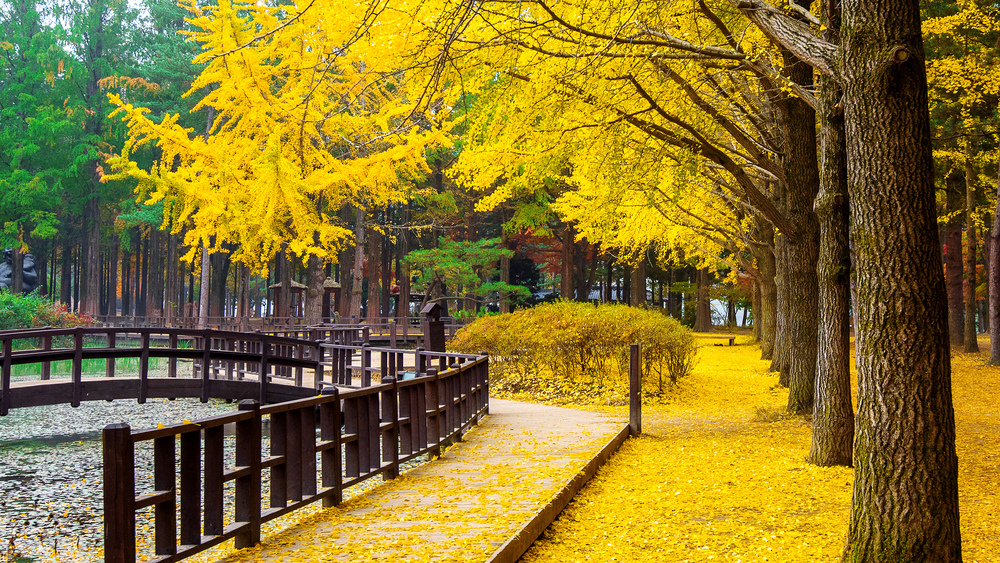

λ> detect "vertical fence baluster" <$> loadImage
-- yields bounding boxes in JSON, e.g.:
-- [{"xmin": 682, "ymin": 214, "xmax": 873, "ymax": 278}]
[
  {"xmin": 361, "ymin": 345, "xmax": 371, "ymax": 387},
  {"xmin": 258, "ymin": 336, "xmax": 270, "ymax": 405},
  {"xmin": 204, "ymin": 425, "xmax": 224, "ymax": 536},
  {"xmin": 382, "ymin": 376, "xmax": 399, "ymax": 479},
  {"xmin": 287, "ymin": 408, "xmax": 303, "ymax": 502},
  {"xmin": 368, "ymin": 391, "xmax": 380, "ymax": 471},
  {"xmin": 103, "ymin": 423, "xmax": 135, "ymax": 563},
  {"xmin": 41, "ymin": 334, "xmax": 51, "ymax": 380},
  {"xmin": 107, "ymin": 331, "xmax": 116, "ymax": 378},
  {"xmin": 168, "ymin": 333, "xmax": 177, "ymax": 378},
  {"xmin": 138, "ymin": 332, "xmax": 150, "ymax": 404},
  {"xmin": 1, "ymin": 337, "xmax": 10, "ymax": 416},
  {"xmin": 345, "ymin": 397, "xmax": 360, "ymax": 478},
  {"xmin": 425, "ymin": 368, "xmax": 439, "ymax": 455},
  {"xmin": 235, "ymin": 400, "xmax": 261, "ymax": 549},
  {"xmin": 271, "ymin": 411, "xmax": 288, "ymax": 508},
  {"xmin": 320, "ymin": 387, "xmax": 342, "ymax": 507},
  {"xmin": 180, "ymin": 429, "xmax": 201, "ymax": 546},
  {"xmin": 72, "ymin": 328, "xmax": 83, "ymax": 408},
  {"xmin": 201, "ymin": 330, "xmax": 212, "ymax": 403},
  {"xmin": 301, "ymin": 402, "xmax": 317, "ymax": 497},
  {"xmin": 153, "ymin": 435, "xmax": 176, "ymax": 556}
]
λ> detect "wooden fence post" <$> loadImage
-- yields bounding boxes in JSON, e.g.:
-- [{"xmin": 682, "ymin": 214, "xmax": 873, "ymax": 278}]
[
  {"xmin": 201, "ymin": 329, "xmax": 212, "ymax": 403},
  {"xmin": 1, "ymin": 337, "xmax": 10, "ymax": 416},
  {"xmin": 103, "ymin": 423, "xmax": 135, "ymax": 563},
  {"xmin": 629, "ymin": 343, "xmax": 641, "ymax": 437},
  {"xmin": 41, "ymin": 333, "xmax": 51, "ymax": 380},
  {"xmin": 72, "ymin": 328, "xmax": 83, "ymax": 407},
  {"xmin": 258, "ymin": 336, "xmax": 270, "ymax": 405},
  {"xmin": 235, "ymin": 400, "xmax": 262, "ymax": 549},
  {"xmin": 138, "ymin": 331, "xmax": 150, "ymax": 404},
  {"xmin": 320, "ymin": 386, "xmax": 342, "ymax": 507},
  {"xmin": 381, "ymin": 375, "xmax": 400, "ymax": 480}
]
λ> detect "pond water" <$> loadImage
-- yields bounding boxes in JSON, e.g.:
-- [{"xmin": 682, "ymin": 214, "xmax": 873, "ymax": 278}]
[{"xmin": 0, "ymin": 399, "xmax": 237, "ymax": 562}]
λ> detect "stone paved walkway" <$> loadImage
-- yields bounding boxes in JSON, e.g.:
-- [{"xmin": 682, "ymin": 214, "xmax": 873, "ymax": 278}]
[{"xmin": 210, "ymin": 399, "xmax": 624, "ymax": 563}]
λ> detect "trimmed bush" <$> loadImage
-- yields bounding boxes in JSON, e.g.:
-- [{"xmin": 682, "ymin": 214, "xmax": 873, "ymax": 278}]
[{"xmin": 451, "ymin": 301, "xmax": 698, "ymax": 402}]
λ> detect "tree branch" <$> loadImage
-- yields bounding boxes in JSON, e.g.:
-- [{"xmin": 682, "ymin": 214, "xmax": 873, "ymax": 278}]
[{"xmin": 731, "ymin": 0, "xmax": 838, "ymax": 78}]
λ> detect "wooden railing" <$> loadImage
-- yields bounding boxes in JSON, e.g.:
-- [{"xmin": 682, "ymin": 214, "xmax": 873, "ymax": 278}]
[
  {"xmin": 0, "ymin": 327, "xmax": 325, "ymax": 415},
  {"xmin": 103, "ymin": 353, "xmax": 489, "ymax": 563}
]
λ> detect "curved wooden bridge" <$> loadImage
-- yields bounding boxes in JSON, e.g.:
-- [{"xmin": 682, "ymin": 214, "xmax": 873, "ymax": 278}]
[{"xmin": 0, "ymin": 324, "xmax": 475, "ymax": 415}]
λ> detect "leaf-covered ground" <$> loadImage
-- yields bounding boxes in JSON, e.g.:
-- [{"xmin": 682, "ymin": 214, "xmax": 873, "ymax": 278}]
[{"xmin": 520, "ymin": 337, "xmax": 1000, "ymax": 562}]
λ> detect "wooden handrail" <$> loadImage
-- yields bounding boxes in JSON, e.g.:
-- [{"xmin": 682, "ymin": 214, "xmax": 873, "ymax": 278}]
[
  {"xmin": 102, "ymin": 352, "xmax": 489, "ymax": 563},
  {"xmin": 0, "ymin": 327, "xmax": 327, "ymax": 415}
]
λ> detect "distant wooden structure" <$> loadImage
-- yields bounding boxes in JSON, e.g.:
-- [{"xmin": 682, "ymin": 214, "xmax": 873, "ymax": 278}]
[{"xmin": 268, "ymin": 278, "xmax": 342, "ymax": 319}]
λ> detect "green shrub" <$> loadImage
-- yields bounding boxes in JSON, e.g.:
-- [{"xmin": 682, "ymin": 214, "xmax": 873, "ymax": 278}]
[
  {"xmin": 451, "ymin": 301, "xmax": 698, "ymax": 401},
  {"xmin": 0, "ymin": 289, "xmax": 93, "ymax": 330}
]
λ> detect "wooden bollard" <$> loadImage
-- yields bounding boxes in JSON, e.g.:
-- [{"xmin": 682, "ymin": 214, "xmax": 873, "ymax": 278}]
[{"xmin": 629, "ymin": 343, "xmax": 641, "ymax": 437}]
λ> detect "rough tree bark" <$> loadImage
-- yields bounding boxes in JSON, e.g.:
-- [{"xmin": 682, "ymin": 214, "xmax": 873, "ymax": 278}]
[
  {"xmin": 561, "ymin": 224, "xmax": 575, "ymax": 300},
  {"xmin": 197, "ymin": 242, "xmax": 209, "ymax": 329},
  {"xmin": 808, "ymin": 6, "xmax": 853, "ymax": 466},
  {"xmin": 777, "ymin": 2, "xmax": 821, "ymax": 414},
  {"xmin": 989, "ymin": 165, "xmax": 1000, "ymax": 365},
  {"xmin": 755, "ymin": 218, "xmax": 777, "ymax": 358},
  {"xmin": 772, "ymin": 232, "xmax": 790, "ymax": 379},
  {"xmin": 348, "ymin": 208, "xmax": 365, "ymax": 320},
  {"xmin": 694, "ymin": 268, "xmax": 712, "ymax": 332},
  {"xmin": 945, "ymin": 170, "xmax": 965, "ymax": 346},
  {"xmin": 964, "ymin": 145, "xmax": 980, "ymax": 352},
  {"xmin": 630, "ymin": 257, "xmax": 646, "ymax": 307},
  {"xmin": 840, "ymin": 1, "xmax": 962, "ymax": 558},
  {"xmin": 734, "ymin": 0, "xmax": 963, "ymax": 556}
]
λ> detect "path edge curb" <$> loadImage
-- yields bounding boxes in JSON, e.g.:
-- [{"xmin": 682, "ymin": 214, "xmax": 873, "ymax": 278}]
[{"xmin": 484, "ymin": 423, "xmax": 632, "ymax": 563}]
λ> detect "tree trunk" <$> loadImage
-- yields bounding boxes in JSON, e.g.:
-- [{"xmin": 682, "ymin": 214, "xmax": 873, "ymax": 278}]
[
  {"xmin": 772, "ymin": 233, "xmax": 790, "ymax": 379},
  {"xmin": 209, "ymin": 249, "xmax": 230, "ymax": 318},
  {"xmin": 841, "ymin": 0, "xmax": 961, "ymax": 557},
  {"xmin": 561, "ymin": 224, "xmax": 575, "ymax": 300},
  {"xmin": 122, "ymin": 241, "xmax": 133, "ymax": 316},
  {"xmin": 306, "ymin": 254, "xmax": 325, "ymax": 325},
  {"xmin": 945, "ymin": 170, "xmax": 965, "ymax": 346},
  {"xmin": 757, "ymin": 228, "xmax": 777, "ymax": 359},
  {"xmin": 279, "ymin": 248, "xmax": 291, "ymax": 321},
  {"xmin": 165, "ymin": 233, "xmax": 178, "ymax": 319},
  {"xmin": 138, "ymin": 233, "xmax": 149, "ymax": 316},
  {"xmin": 988, "ymin": 165, "xmax": 1000, "ymax": 365},
  {"xmin": 808, "ymin": 30, "xmax": 854, "ymax": 466},
  {"xmin": 107, "ymin": 238, "xmax": 120, "ymax": 315},
  {"xmin": 752, "ymin": 280, "xmax": 762, "ymax": 340},
  {"xmin": 964, "ymin": 145, "xmax": 980, "ymax": 352},
  {"xmin": 60, "ymin": 243, "xmax": 71, "ymax": 305},
  {"xmin": 80, "ymin": 198, "xmax": 101, "ymax": 317},
  {"xmin": 777, "ymin": 12, "xmax": 821, "ymax": 414},
  {"xmin": 348, "ymin": 208, "xmax": 365, "ymax": 320},
  {"xmin": 198, "ymin": 242, "xmax": 210, "ymax": 328},
  {"xmin": 367, "ymin": 224, "xmax": 381, "ymax": 322},
  {"xmin": 694, "ymin": 268, "xmax": 712, "ymax": 332},
  {"xmin": 148, "ymin": 230, "xmax": 163, "ymax": 317},
  {"xmin": 630, "ymin": 257, "xmax": 646, "ymax": 307}
]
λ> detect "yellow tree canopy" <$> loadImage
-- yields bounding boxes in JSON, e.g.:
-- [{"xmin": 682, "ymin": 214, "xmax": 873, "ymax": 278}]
[
  {"xmin": 108, "ymin": 0, "xmax": 452, "ymax": 271},
  {"xmin": 437, "ymin": 0, "xmax": 785, "ymax": 269}
]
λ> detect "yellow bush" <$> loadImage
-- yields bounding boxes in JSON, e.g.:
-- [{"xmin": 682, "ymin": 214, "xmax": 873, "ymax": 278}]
[{"xmin": 451, "ymin": 302, "xmax": 697, "ymax": 401}]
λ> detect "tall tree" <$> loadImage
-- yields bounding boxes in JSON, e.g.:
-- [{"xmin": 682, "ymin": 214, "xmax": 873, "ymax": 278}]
[{"xmin": 736, "ymin": 0, "xmax": 963, "ymax": 557}]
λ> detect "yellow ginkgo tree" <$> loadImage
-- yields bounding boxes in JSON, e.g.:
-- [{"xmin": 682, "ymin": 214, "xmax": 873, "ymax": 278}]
[{"xmin": 107, "ymin": 0, "xmax": 451, "ymax": 280}]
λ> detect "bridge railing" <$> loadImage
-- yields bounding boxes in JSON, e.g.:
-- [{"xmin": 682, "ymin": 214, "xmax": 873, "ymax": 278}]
[
  {"xmin": 0, "ymin": 327, "xmax": 325, "ymax": 415},
  {"xmin": 103, "ymin": 353, "xmax": 489, "ymax": 563}
]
